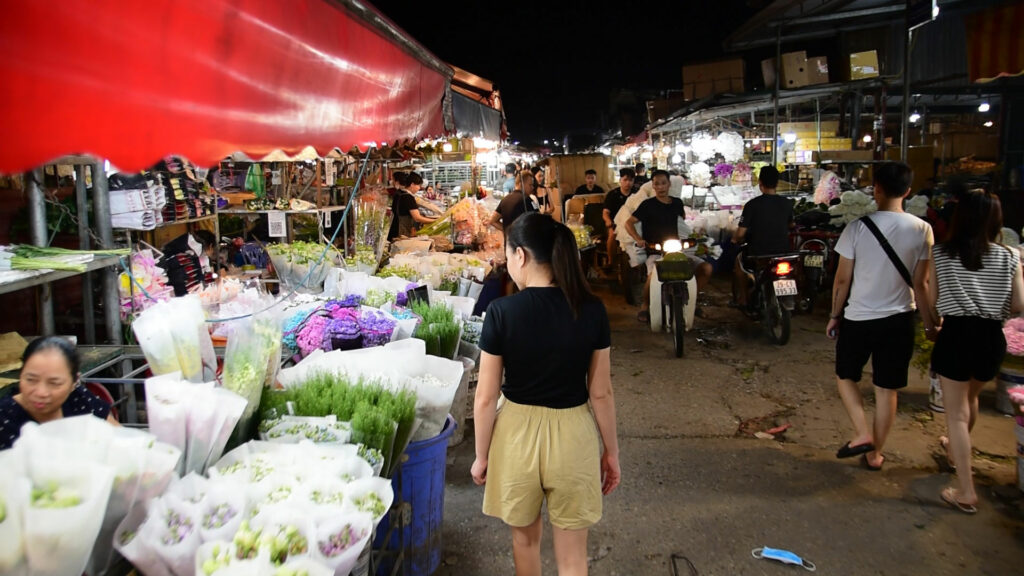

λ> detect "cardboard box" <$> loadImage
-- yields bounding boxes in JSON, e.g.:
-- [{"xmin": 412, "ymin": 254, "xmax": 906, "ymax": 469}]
[
  {"xmin": 849, "ymin": 50, "xmax": 880, "ymax": 80},
  {"xmin": 682, "ymin": 58, "xmax": 745, "ymax": 98},
  {"xmin": 762, "ymin": 52, "xmax": 810, "ymax": 89},
  {"xmin": 814, "ymin": 150, "xmax": 875, "ymax": 163},
  {"xmin": 646, "ymin": 97, "xmax": 689, "ymax": 123},
  {"xmin": 807, "ymin": 56, "xmax": 829, "ymax": 85},
  {"xmin": 779, "ymin": 121, "xmax": 840, "ymax": 135}
]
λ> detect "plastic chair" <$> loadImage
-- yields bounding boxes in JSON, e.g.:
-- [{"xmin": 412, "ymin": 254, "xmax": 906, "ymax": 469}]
[{"xmin": 84, "ymin": 381, "xmax": 118, "ymax": 421}]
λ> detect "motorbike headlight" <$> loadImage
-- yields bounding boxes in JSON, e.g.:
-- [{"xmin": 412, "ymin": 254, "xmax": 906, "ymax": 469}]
[{"xmin": 662, "ymin": 239, "xmax": 682, "ymax": 253}]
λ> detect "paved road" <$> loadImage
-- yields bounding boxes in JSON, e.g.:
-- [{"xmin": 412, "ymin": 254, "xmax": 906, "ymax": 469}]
[{"xmin": 434, "ymin": 281, "xmax": 1024, "ymax": 575}]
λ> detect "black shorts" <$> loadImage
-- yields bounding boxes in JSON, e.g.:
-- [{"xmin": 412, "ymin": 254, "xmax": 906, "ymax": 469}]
[
  {"xmin": 930, "ymin": 315, "xmax": 1006, "ymax": 382},
  {"xmin": 835, "ymin": 311, "xmax": 915, "ymax": 389}
]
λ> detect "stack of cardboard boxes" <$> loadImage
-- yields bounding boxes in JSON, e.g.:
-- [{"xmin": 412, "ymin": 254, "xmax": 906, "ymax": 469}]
[
  {"xmin": 761, "ymin": 50, "xmax": 880, "ymax": 89},
  {"xmin": 779, "ymin": 121, "xmax": 861, "ymax": 164}
]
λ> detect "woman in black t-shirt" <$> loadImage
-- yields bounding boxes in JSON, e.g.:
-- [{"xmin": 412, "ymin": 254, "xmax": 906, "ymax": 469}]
[
  {"xmin": 0, "ymin": 337, "xmax": 118, "ymax": 450},
  {"xmin": 473, "ymin": 212, "xmax": 620, "ymax": 573},
  {"xmin": 387, "ymin": 172, "xmax": 435, "ymax": 241}
]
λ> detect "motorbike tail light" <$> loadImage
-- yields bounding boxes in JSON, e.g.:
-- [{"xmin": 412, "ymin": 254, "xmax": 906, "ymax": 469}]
[{"xmin": 775, "ymin": 262, "xmax": 792, "ymax": 275}]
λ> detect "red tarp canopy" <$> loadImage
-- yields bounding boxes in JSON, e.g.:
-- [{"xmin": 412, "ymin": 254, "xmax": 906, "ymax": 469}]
[{"xmin": 0, "ymin": 0, "xmax": 450, "ymax": 172}]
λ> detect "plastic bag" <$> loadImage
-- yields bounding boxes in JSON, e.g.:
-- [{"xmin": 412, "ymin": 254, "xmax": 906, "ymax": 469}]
[
  {"xmin": 114, "ymin": 506, "xmax": 174, "ymax": 576},
  {"xmin": 143, "ymin": 494, "xmax": 202, "ymax": 576},
  {"xmin": 133, "ymin": 303, "xmax": 181, "ymax": 375},
  {"xmin": 202, "ymin": 388, "xmax": 249, "ymax": 473},
  {"xmin": 341, "ymin": 477, "xmax": 394, "ymax": 526},
  {"xmin": 311, "ymin": 512, "xmax": 373, "ymax": 576},
  {"xmin": 144, "ymin": 372, "xmax": 190, "ymax": 463},
  {"xmin": 409, "ymin": 355, "xmax": 464, "ymax": 441},
  {"xmin": 0, "ymin": 473, "xmax": 29, "ymax": 574},
  {"xmin": 23, "ymin": 459, "xmax": 114, "ymax": 576},
  {"xmin": 249, "ymin": 504, "xmax": 316, "ymax": 566},
  {"xmin": 223, "ymin": 313, "xmax": 283, "ymax": 447},
  {"xmin": 198, "ymin": 483, "xmax": 248, "ymax": 543}
]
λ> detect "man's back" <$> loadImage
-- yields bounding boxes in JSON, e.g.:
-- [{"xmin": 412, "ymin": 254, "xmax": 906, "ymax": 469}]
[
  {"xmin": 739, "ymin": 194, "xmax": 793, "ymax": 256},
  {"xmin": 836, "ymin": 211, "xmax": 933, "ymax": 321}
]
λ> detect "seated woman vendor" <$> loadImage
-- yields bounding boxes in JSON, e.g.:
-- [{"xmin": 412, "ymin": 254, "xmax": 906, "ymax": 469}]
[{"xmin": 0, "ymin": 336, "xmax": 118, "ymax": 449}]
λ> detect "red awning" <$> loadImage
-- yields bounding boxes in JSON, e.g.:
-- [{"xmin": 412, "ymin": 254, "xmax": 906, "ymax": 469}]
[{"xmin": 0, "ymin": 0, "xmax": 451, "ymax": 173}]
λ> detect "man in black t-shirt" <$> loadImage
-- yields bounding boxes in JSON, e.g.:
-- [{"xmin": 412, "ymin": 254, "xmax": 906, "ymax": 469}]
[
  {"xmin": 489, "ymin": 171, "xmax": 539, "ymax": 232},
  {"xmin": 603, "ymin": 167, "xmax": 635, "ymax": 264},
  {"xmin": 624, "ymin": 170, "xmax": 713, "ymax": 320},
  {"xmin": 731, "ymin": 166, "xmax": 794, "ymax": 306},
  {"xmin": 633, "ymin": 163, "xmax": 650, "ymax": 191},
  {"xmin": 567, "ymin": 169, "xmax": 605, "ymax": 205}
]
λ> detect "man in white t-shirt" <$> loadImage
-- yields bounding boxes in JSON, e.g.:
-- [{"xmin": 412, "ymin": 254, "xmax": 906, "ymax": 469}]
[{"xmin": 826, "ymin": 162, "xmax": 937, "ymax": 470}]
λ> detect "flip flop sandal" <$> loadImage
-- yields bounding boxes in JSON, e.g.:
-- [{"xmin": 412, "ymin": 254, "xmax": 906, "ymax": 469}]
[
  {"xmin": 941, "ymin": 487, "xmax": 977, "ymax": 515},
  {"xmin": 836, "ymin": 441, "xmax": 875, "ymax": 459},
  {"xmin": 861, "ymin": 454, "xmax": 884, "ymax": 471},
  {"xmin": 637, "ymin": 309, "xmax": 650, "ymax": 323}
]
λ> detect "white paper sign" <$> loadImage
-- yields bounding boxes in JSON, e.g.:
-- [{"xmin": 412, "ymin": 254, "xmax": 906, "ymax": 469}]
[
  {"xmin": 325, "ymin": 158, "xmax": 335, "ymax": 186},
  {"xmin": 268, "ymin": 211, "xmax": 286, "ymax": 237},
  {"xmin": 271, "ymin": 170, "xmax": 282, "ymax": 185},
  {"xmin": 324, "ymin": 210, "xmax": 332, "ymax": 228}
]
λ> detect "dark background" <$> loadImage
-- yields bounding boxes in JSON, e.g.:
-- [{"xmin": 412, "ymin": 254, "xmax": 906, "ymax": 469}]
[{"xmin": 373, "ymin": 0, "xmax": 768, "ymax": 146}]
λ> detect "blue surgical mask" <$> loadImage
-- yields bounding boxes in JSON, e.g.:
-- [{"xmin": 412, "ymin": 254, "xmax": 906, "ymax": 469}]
[{"xmin": 753, "ymin": 547, "xmax": 816, "ymax": 571}]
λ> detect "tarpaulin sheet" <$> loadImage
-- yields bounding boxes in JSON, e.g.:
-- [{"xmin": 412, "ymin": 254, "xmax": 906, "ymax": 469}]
[
  {"xmin": 0, "ymin": 0, "xmax": 449, "ymax": 172},
  {"xmin": 451, "ymin": 92, "xmax": 502, "ymax": 141},
  {"xmin": 967, "ymin": 2, "xmax": 1024, "ymax": 83}
]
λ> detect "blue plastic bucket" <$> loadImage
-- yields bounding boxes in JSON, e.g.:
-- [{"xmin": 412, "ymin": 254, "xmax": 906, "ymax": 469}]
[{"xmin": 374, "ymin": 415, "xmax": 456, "ymax": 576}]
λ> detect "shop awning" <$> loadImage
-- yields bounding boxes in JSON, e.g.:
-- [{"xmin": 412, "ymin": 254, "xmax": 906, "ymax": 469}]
[
  {"xmin": 0, "ymin": 0, "xmax": 453, "ymax": 173},
  {"xmin": 451, "ymin": 92, "xmax": 503, "ymax": 141}
]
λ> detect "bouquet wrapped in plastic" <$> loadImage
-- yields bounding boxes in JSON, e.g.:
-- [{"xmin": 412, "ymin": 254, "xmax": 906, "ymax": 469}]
[
  {"xmin": 133, "ymin": 295, "xmax": 217, "ymax": 382},
  {"xmin": 223, "ymin": 313, "xmax": 284, "ymax": 446}
]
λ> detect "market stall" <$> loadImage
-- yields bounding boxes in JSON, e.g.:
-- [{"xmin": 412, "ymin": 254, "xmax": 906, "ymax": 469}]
[{"xmin": 0, "ymin": 1, "xmax": 480, "ymax": 575}]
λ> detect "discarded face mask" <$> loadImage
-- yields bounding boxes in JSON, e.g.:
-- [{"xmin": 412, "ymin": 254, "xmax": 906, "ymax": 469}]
[{"xmin": 752, "ymin": 547, "xmax": 816, "ymax": 571}]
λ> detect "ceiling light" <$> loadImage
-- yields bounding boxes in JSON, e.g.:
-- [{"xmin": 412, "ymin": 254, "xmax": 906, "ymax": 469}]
[
  {"xmin": 984, "ymin": 121, "xmax": 994, "ymax": 127},
  {"xmin": 863, "ymin": 134, "xmax": 873, "ymax": 143},
  {"xmin": 671, "ymin": 153, "xmax": 682, "ymax": 164},
  {"xmin": 909, "ymin": 112, "xmax": 921, "ymax": 123},
  {"xmin": 442, "ymin": 142, "xmax": 453, "ymax": 153},
  {"xmin": 783, "ymin": 132, "xmax": 797, "ymax": 144},
  {"xmin": 978, "ymin": 102, "xmax": 990, "ymax": 113}
]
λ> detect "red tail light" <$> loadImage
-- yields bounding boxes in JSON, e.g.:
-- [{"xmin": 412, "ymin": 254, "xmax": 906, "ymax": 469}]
[{"xmin": 775, "ymin": 262, "xmax": 792, "ymax": 275}]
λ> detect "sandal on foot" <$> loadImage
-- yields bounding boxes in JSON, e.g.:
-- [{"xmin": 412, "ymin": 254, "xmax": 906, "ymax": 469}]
[
  {"xmin": 836, "ymin": 441, "xmax": 875, "ymax": 459},
  {"xmin": 637, "ymin": 309, "xmax": 650, "ymax": 323},
  {"xmin": 861, "ymin": 454, "xmax": 884, "ymax": 471},
  {"xmin": 940, "ymin": 487, "xmax": 977, "ymax": 515}
]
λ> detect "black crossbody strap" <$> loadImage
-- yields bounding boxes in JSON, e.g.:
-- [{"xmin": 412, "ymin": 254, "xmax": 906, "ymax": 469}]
[{"xmin": 859, "ymin": 216, "xmax": 913, "ymax": 286}]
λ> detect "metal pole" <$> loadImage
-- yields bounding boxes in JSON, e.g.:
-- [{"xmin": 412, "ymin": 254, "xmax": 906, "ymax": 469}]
[
  {"xmin": 772, "ymin": 25, "xmax": 782, "ymax": 165},
  {"xmin": 901, "ymin": 26, "xmax": 913, "ymax": 161},
  {"xmin": 91, "ymin": 162, "xmax": 123, "ymax": 345},
  {"xmin": 75, "ymin": 165, "xmax": 96, "ymax": 343},
  {"xmin": 26, "ymin": 168, "xmax": 55, "ymax": 335}
]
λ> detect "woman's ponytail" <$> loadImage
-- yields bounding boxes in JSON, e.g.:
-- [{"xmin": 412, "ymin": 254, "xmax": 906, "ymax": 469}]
[
  {"xmin": 550, "ymin": 220, "xmax": 595, "ymax": 318},
  {"xmin": 506, "ymin": 213, "xmax": 596, "ymax": 317}
]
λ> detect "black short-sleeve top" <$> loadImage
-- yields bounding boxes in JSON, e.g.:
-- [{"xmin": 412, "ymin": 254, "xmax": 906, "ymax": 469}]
[
  {"xmin": 0, "ymin": 385, "xmax": 111, "ymax": 450},
  {"xmin": 479, "ymin": 287, "xmax": 611, "ymax": 408}
]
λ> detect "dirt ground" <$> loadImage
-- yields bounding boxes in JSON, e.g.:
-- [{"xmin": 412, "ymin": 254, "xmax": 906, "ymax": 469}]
[{"xmin": 431, "ymin": 277, "xmax": 1024, "ymax": 576}]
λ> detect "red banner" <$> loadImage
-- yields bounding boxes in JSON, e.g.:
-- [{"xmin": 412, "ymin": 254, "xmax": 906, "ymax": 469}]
[{"xmin": 0, "ymin": 0, "xmax": 449, "ymax": 172}]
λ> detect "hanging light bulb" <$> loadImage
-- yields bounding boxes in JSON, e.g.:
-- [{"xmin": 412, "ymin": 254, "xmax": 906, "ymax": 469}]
[
  {"xmin": 909, "ymin": 111, "xmax": 921, "ymax": 123},
  {"xmin": 978, "ymin": 102, "xmax": 990, "ymax": 113},
  {"xmin": 661, "ymin": 145, "xmax": 672, "ymax": 155},
  {"xmin": 640, "ymin": 150, "xmax": 654, "ymax": 161},
  {"xmin": 863, "ymin": 134, "xmax": 873, "ymax": 143},
  {"xmin": 671, "ymin": 153, "xmax": 682, "ymax": 164},
  {"xmin": 783, "ymin": 132, "xmax": 797, "ymax": 144},
  {"xmin": 442, "ymin": 142, "xmax": 453, "ymax": 153},
  {"xmin": 984, "ymin": 121, "xmax": 994, "ymax": 128}
]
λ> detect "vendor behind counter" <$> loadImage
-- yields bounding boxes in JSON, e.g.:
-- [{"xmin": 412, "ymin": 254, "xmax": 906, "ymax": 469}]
[
  {"xmin": 0, "ymin": 336, "xmax": 118, "ymax": 450},
  {"xmin": 160, "ymin": 230, "xmax": 217, "ymax": 296}
]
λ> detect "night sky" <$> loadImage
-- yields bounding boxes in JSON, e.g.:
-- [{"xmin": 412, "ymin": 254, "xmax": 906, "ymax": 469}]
[{"xmin": 372, "ymin": 0, "xmax": 766, "ymax": 145}]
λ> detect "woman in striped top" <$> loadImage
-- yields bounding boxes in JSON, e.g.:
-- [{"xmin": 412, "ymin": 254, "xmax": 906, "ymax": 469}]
[{"xmin": 926, "ymin": 190, "xmax": 1024, "ymax": 513}]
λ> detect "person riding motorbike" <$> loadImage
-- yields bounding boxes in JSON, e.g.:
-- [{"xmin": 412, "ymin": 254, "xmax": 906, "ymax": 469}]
[{"xmin": 731, "ymin": 166, "xmax": 794, "ymax": 308}]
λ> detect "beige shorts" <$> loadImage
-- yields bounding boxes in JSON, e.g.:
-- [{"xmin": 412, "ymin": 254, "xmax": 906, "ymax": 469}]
[{"xmin": 482, "ymin": 398, "xmax": 602, "ymax": 530}]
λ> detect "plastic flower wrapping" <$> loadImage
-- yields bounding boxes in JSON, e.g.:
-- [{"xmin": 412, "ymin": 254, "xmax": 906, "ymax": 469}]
[
  {"xmin": 119, "ymin": 249, "xmax": 172, "ymax": 318},
  {"xmin": 731, "ymin": 162, "xmax": 752, "ymax": 185},
  {"xmin": 267, "ymin": 242, "xmax": 341, "ymax": 294},
  {"xmin": 905, "ymin": 195, "xmax": 929, "ymax": 218},
  {"xmin": 1003, "ymin": 317, "xmax": 1024, "ymax": 357},
  {"xmin": 133, "ymin": 295, "xmax": 218, "ymax": 382},
  {"xmin": 1, "ymin": 415, "xmax": 181, "ymax": 576},
  {"xmin": 813, "ymin": 170, "xmax": 842, "ymax": 205},
  {"xmin": 156, "ymin": 443, "xmax": 380, "ymax": 576},
  {"xmin": 276, "ymin": 338, "xmax": 464, "ymax": 448},
  {"xmin": 222, "ymin": 313, "xmax": 285, "ymax": 447}
]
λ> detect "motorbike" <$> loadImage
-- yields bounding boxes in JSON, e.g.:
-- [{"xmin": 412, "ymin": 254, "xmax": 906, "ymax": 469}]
[
  {"xmin": 797, "ymin": 237, "xmax": 829, "ymax": 313},
  {"xmin": 738, "ymin": 247, "xmax": 801, "ymax": 345}
]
